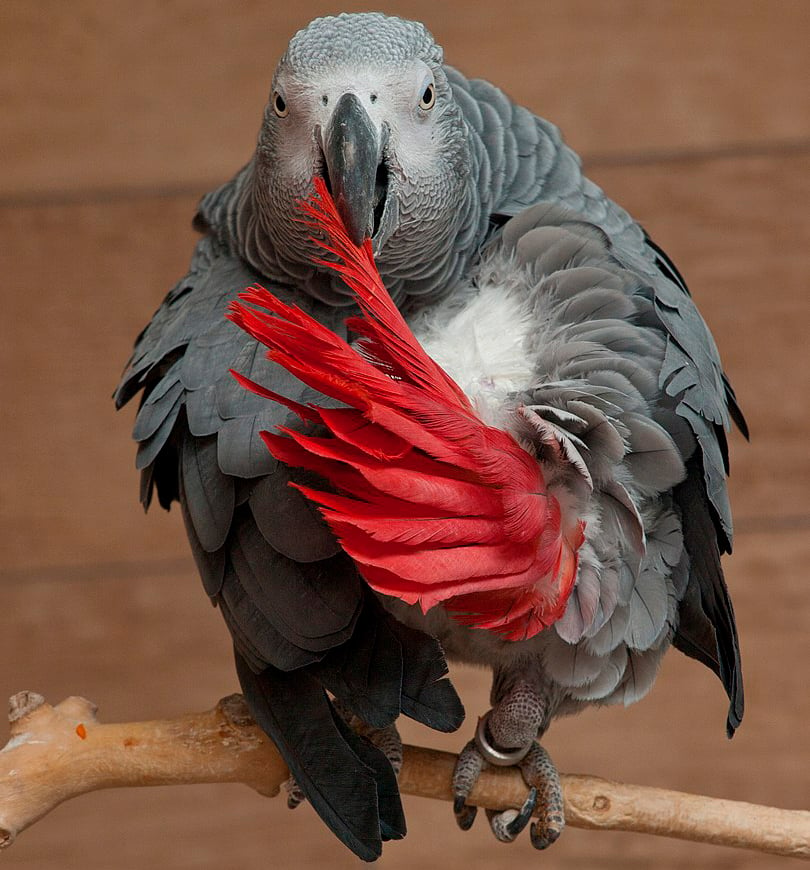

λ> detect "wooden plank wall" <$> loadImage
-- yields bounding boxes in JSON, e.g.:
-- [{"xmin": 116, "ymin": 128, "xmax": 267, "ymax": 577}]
[{"xmin": 1, "ymin": 2, "xmax": 808, "ymax": 867}]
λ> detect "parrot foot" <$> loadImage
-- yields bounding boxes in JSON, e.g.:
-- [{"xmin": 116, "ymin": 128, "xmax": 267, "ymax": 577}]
[
  {"xmin": 452, "ymin": 735, "xmax": 563, "ymax": 847},
  {"xmin": 284, "ymin": 776, "xmax": 306, "ymax": 809},
  {"xmin": 285, "ymin": 700, "xmax": 403, "ymax": 810},
  {"xmin": 520, "ymin": 742, "xmax": 565, "ymax": 849},
  {"xmin": 452, "ymin": 699, "xmax": 564, "ymax": 848},
  {"xmin": 452, "ymin": 739, "xmax": 483, "ymax": 830}
]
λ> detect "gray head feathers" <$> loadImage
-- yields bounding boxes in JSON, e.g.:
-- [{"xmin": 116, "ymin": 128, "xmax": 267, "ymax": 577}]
[{"xmin": 283, "ymin": 13, "xmax": 443, "ymax": 76}]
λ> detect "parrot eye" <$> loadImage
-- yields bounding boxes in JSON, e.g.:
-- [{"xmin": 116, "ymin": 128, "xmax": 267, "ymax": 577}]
[
  {"xmin": 272, "ymin": 91, "xmax": 288, "ymax": 118},
  {"xmin": 419, "ymin": 83, "xmax": 436, "ymax": 111}
]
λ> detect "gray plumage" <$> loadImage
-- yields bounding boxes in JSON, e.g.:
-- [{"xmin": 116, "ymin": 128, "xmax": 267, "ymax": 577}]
[
  {"xmin": 116, "ymin": 12, "xmax": 744, "ymax": 860},
  {"xmin": 397, "ymin": 195, "xmax": 738, "ymax": 729}
]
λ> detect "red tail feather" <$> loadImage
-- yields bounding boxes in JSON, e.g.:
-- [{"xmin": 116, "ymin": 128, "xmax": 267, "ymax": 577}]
[{"xmin": 227, "ymin": 178, "xmax": 583, "ymax": 640}]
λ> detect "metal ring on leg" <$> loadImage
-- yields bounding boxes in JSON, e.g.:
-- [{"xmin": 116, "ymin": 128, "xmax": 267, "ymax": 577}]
[{"xmin": 474, "ymin": 711, "xmax": 532, "ymax": 767}]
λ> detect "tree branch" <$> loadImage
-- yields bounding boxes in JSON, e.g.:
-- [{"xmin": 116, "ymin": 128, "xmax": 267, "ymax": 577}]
[{"xmin": 1, "ymin": 692, "xmax": 808, "ymax": 859}]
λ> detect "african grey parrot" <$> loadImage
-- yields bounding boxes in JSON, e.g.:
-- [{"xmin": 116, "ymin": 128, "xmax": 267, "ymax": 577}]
[{"xmin": 116, "ymin": 12, "xmax": 746, "ymax": 861}]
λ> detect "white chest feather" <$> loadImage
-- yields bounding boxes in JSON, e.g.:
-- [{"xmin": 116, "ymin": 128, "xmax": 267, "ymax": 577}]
[{"xmin": 407, "ymin": 282, "xmax": 536, "ymax": 424}]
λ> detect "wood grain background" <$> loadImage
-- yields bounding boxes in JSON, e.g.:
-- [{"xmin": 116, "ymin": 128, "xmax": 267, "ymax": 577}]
[{"xmin": 1, "ymin": 2, "xmax": 808, "ymax": 867}]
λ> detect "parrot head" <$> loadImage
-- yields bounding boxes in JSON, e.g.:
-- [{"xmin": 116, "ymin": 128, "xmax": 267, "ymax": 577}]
[{"xmin": 246, "ymin": 13, "xmax": 480, "ymax": 304}]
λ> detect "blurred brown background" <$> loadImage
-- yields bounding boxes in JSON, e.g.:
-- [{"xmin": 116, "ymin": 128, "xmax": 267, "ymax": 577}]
[{"xmin": 1, "ymin": 1, "xmax": 809, "ymax": 868}]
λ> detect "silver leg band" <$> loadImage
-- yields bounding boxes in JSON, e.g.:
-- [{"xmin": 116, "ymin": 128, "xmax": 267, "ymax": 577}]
[{"xmin": 474, "ymin": 711, "xmax": 532, "ymax": 767}]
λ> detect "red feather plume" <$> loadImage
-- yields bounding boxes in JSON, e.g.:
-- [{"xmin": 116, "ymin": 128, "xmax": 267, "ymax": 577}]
[{"xmin": 227, "ymin": 178, "xmax": 584, "ymax": 641}]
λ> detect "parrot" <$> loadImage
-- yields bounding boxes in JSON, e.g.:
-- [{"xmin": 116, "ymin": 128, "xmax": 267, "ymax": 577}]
[{"xmin": 115, "ymin": 12, "xmax": 746, "ymax": 861}]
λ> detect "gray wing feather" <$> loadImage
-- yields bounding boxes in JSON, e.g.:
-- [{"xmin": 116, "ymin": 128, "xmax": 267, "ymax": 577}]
[
  {"xmin": 248, "ymin": 470, "xmax": 340, "ymax": 563},
  {"xmin": 132, "ymin": 379, "xmax": 184, "ymax": 442},
  {"xmin": 218, "ymin": 559, "xmax": 319, "ymax": 671},
  {"xmin": 179, "ymin": 474, "xmax": 227, "ymax": 598},
  {"xmin": 141, "ymin": 359, "xmax": 184, "ymax": 403},
  {"xmin": 217, "ymin": 413, "xmax": 279, "ymax": 478},
  {"xmin": 181, "ymin": 434, "xmax": 235, "ymax": 552},
  {"xmin": 185, "ymin": 384, "xmax": 222, "ymax": 438},
  {"xmin": 179, "ymin": 321, "xmax": 240, "ymax": 390},
  {"xmin": 229, "ymin": 511, "xmax": 360, "ymax": 650},
  {"xmin": 679, "ymin": 405, "xmax": 733, "ymax": 550},
  {"xmin": 135, "ymin": 391, "xmax": 184, "ymax": 471}
]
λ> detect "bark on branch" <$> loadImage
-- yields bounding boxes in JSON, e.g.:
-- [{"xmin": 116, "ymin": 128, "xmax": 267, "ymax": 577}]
[{"xmin": 1, "ymin": 692, "xmax": 808, "ymax": 859}]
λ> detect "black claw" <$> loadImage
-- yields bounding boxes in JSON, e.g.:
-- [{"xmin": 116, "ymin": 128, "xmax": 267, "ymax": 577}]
[
  {"xmin": 453, "ymin": 800, "xmax": 478, "ymax": 831},
  {"xmin": 530, "ymin": 819, "xmax": 562, "ymax": 851},
  {"xmin": 506, "ymin": 786, "xmax": 537, "ymax": 838}
]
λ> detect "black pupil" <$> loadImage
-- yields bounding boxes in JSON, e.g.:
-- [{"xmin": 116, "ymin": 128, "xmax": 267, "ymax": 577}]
[
  {"xmin": 422, "ymin": 85, "xmax": 433, "ymax": 105},
  {"xmin": 275, "ymin": 94, "xmax": 286, "ymax": 113}
]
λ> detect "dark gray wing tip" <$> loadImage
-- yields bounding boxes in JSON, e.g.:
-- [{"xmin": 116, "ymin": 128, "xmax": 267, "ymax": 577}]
[
  {"xmin": 387, "ymin": 618, "xmax": 465, "ymax": 732},
  {"xmin": 234, "ymin": 651, "xmax": 397, "ymax": 862},
  {"xmin": 673, "ymin": 457, "xmax": 744, "ymax": 736}
]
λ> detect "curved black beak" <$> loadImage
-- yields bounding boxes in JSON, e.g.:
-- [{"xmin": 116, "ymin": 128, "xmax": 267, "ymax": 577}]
[{"xmin": 322, "ymin": 93, "xmax": 380, "ymax": 246}]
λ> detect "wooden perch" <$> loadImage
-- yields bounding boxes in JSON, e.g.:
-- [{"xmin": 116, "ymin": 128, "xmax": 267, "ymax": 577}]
[{"xmin": 1, "ymin": 692, "xmax": 808, "ymax": 859}]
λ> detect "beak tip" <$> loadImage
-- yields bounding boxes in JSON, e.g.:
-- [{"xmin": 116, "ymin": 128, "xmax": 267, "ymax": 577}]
[
  {"xmin": 347, "ymin": 226, "xmax": 367, "ymax": 247},
  {"xmin": 335, "ymin": 198, "xmax": 370, "ymax": 247}
]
